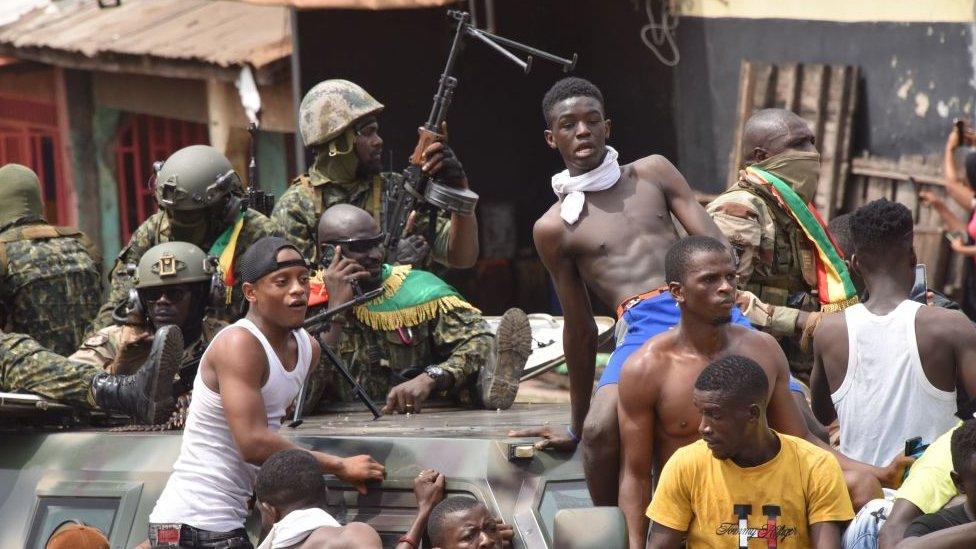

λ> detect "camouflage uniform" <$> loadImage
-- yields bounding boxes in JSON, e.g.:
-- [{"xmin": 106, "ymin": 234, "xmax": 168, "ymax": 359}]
[
  {"xmin": 273, "ymin": 173, "xmax": 451, "ymax": 266},
  {"xmin": 0, "ymin": 317, "xmax": 222, "ymax": 409},
  {"xmin": 91, "ymin": 209, "xmax": 280, "ymax": 330},
  {"xmin": 707, "ymin": 177, "xmax": 820, "ymax": 377},
  {"xmin": 0, "ymin": 162, "xmax": 102, "ymax": 356},
  {"xmin": 308, "ymin": 300, "xmax": 493, "ymax": 411}
]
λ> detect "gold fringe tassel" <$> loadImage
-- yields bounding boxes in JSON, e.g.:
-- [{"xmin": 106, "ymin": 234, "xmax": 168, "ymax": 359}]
[
  {"xmin": 820, "ymin": 295, "xmax": 860, "ymax": 314},
  {"xmin": 354, "ymin": 295, "xmax": 480, "ymax": 331}
]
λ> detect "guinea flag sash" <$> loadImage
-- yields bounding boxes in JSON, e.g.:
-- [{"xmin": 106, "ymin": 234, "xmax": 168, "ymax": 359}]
[
  {"xmin": 208, "ymin": 212, "xmax": 245, "ymax": 305},
  {"xmin": 746, "ymin": 166, "xmax": 859, "ymax": 313}
]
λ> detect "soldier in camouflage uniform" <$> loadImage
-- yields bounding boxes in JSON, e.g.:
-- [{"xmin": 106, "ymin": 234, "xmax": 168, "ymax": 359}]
[
  {"xmin": 271, "ymin": 79, "xmax": 479, "ymax": 269},
  {"xmin": 0, "ymin": 241, "xmax": 225, "ymax": 425},
  {"xmin": 706, "ymin": 109, "xmax": 833, "ymax": 379},
  {"xmin": 0, "ymin": 163, "xmax": 102, "ymax": 355},
  {"xmin": 92, "ymin": 145, "xmax": 281, "ymax": 330},
  {"xmin": 307, "ymin": 204, "xmax": 529, "ymax": 414}
]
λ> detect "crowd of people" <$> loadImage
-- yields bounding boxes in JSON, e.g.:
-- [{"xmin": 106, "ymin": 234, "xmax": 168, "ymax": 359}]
[{"xmin": 3, "ymin": 74, "xmax": 976, "ymax": 548}]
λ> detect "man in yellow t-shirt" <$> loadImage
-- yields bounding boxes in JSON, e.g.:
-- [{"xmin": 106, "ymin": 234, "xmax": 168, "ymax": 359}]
[{"xmin": 647, "ymin": 355, "xmax": 853, "ymax": 548}]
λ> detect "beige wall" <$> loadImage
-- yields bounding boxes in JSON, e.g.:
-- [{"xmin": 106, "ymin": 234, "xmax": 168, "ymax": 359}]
[{"xmin": 677, "ymin": 0, "xmax": 975, "ymax": 23}]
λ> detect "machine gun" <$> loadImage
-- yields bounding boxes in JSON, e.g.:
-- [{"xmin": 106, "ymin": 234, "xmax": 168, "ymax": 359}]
[
  {"xmin": 383, "ymin": 10, "xmax": 577, "ymax": 262},
  {"xmin": 244, "ymin": 122, "xmax": 275, "ymax": 216},
  {"xmin": 290, "ymin": 282, "xmax": 386, "ymax": 426}
]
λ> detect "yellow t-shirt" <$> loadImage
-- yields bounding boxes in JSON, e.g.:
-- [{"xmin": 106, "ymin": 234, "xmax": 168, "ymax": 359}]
[
  {"xmin": 894, "ymin": 422, "xmax": 961, "ymax": 514},
  {"xmin": 646, "ymin": 432, "xmax": 854, "ymax": 548}
]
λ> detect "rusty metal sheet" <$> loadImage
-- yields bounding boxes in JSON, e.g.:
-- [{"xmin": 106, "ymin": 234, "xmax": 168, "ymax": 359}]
[
  {"xmin": 0, "ymin": 0, "xmax": 291, "ymax": 72},
  {"xmin": 728, "ymin": 60, "xmax": 859, "ymax": 220},
  {"xmin": 240, "ymin": 0, "xmax": 456, "ymax": 8}
]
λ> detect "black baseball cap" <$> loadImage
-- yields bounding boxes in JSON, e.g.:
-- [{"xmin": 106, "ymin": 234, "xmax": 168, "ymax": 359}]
[{"xmin": 237, "ymin": 236, "xmax": 308, "ymax": 284}]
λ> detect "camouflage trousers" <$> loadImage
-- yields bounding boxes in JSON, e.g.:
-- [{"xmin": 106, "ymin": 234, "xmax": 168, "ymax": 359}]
[{"xmin": 0, "ymin": 333, "xmax": 98, "ymax": 408}]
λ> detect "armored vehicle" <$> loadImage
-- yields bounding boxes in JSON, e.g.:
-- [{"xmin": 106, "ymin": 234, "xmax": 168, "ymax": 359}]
[{"xmin": 0, "ymin": 317, "xmax": 625, "ymax": 548}]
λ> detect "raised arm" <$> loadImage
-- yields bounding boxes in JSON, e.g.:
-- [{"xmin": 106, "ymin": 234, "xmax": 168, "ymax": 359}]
[
  {"xmin": 211, "ymin": 329, "xmax": 384, "ymax": 492},
  {"xmin": 641, "ymin": 155, "xmax": 729, "ymax": 246},
  {"xmin": 618, "ymin": 350, "xmax": 659, "ymax": 549}
]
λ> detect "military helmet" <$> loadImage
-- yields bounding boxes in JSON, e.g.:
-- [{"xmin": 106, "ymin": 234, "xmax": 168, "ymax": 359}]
[
  {"xmin": 299, "ymin": 79, "xmax": 384, "ymax": 147},
  {"xmin": 154, "ymin": 145, "xmax": 241, "ymax": 211},
  {"xmin": 134, "ymin": 241, "xmax": 213, "ymax": 290}
]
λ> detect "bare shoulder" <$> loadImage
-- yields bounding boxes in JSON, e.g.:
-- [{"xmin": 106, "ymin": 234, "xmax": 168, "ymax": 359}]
[
  {"xmin": 629, "ymin": 154, "xmax": 677, "ymax": 178},
  {"xmin": 621, "ymin": 331, "xmax": 677, "ymax": 383},
  {"xmin": 208, "ymin": 327, "xmax": 264, "ymax": 370},
  {"xmin": 532, "ymin": 206, "xmax": 567, "ymax": 255},
  {"xmin": 304, "ymin": 522, "xmax": 381, "ymax": 548},
  {"xmin": 917, "ymin": 305, "xmax": 976, "ymax": 341},
  {"xmin": 814, "ymin": 311, "xmax": 847, "ymax": 338}
]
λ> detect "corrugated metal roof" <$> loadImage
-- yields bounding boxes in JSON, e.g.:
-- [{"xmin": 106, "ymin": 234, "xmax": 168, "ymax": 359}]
[
  {"xmin": 0, "ymin": 0, "xmax": 292, "ymax": 81},
  {"xmin": 240, "ymin": 0, "xmax": 455, "ymax": 9}
]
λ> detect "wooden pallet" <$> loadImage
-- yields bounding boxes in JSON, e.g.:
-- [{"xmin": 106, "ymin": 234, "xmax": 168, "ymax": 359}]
[
  {"xmin": 728, "ymin": 60, "xmax": 859, "ymax": 219},
  {"xmin": 845, "ymin": 154, "xmax": 965, "ymax": 293}
]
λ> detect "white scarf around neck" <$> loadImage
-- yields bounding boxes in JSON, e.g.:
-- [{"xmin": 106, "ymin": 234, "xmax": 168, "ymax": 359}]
[
  {"xmin": 257, "ymin": 507, "xmax": 341, "ymax": 549},
  {"xmin": 550, "ymin": 146, "xmax": 621, "ymax": 225}
]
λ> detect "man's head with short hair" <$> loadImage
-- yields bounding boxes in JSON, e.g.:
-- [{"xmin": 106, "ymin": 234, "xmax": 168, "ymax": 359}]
[
  {"xmin": 239, "ymin": 236, "xmax": 310, "ymax": 329},
  {"xmin": 428, "ymin": 497, "xmax": 502, "ymax": 549},
  {"xmin": 665, "ymin": 236, "xmax": 737, "ymax": 325},
  {"xmin": 542, "ymin": 77, "xmax": 611, "ymax": 176},
  {"xmin": 950, "ymin": 420, "xmax": 976, "ymax": 512},
  {"xmin": 693, "ymin": 355, "xmax": 770, "ymax": 461},
  {"xmin": 542, "ymin": 77, "xmax": 605, "ymax": 126},
  {"xmin": 741, "ymin": 108, "xmax": 817, "ymax": 166},
  {"xmin": 256, "ymin": 449, "xmax": 325, "ymax": 527},
  {"xmin": 849, "ymin": 199, "xmax": 915, "ymax": 288}
]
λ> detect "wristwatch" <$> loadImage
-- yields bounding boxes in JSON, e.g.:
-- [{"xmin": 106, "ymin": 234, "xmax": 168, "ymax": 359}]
[{"xmin": 424, "ymin": 365, "xmax": 453, "ymax": 391}]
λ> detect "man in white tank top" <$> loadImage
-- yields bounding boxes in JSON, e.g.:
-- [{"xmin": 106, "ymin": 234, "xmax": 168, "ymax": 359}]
[
  {"xmin": 148, "ymin": 237, "xmax": 385, "ymax": 548},
  {"xmin": 811, "ymin": 198, "xmax": 976, "ymax": 470}
]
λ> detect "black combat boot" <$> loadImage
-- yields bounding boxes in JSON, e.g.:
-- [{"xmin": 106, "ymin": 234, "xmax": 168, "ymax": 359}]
[
  {"xmin": 479, "ymin": 308, "xmax": 532, "ymax": 410},
  {"xmin": 92, "ymin": 325, "xmax": 183, "ymax": 424}
]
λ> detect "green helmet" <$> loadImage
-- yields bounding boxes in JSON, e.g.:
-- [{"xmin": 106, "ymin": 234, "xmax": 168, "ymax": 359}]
[
  {"xmin": 154, "ymin": 145, "xmax": 241, "ymax": 211},
  {"xmin": 299, "ymin": 79, "xmax": 384, "ymax": 147},
  {"xmin": 134, "ymin": 241, "xmax": 213, "ymax": 290}
]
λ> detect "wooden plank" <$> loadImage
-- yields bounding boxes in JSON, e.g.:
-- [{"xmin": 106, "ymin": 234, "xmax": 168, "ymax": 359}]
[{"xmin": 727, "ymin": 60, "xmax": 858, "ymax": 220}]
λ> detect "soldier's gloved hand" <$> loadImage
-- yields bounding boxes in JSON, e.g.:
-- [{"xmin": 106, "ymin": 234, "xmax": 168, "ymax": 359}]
[
  {"xmin": 395, "ymin": 234, "xmax": 430, "ymax": 265},
  {"xmin": 382, "ymin": 373, "xmax": 437, "ymax": 414},
  {"xmin": 323, "ymin": 245, "xmax": 370, "ymax": 308},
  {"xmin": 421, "ymin": 141, "xmax": 467, "ymax": 188}
]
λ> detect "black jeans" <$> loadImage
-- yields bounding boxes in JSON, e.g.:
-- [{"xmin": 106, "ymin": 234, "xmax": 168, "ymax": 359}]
[{"xmin": 148, "ymin": 523, "xmax": 253, "ymax": 549}]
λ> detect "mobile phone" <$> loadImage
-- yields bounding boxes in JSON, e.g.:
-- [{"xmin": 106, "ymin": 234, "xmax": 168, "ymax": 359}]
[
  {"xmin": 320, "ymin": 243, "xmax": 337, "ymax": 266},
  {"xmin": 909, "ymin": 264, "xmax": 927, "ymax": 304},
  {"xmin": 946, "ymin": 231, "xmax": 965, "ymax": 244},
  {"xmin": 905, "ymin": 436, "xmax": 922, "ymax": 457}
]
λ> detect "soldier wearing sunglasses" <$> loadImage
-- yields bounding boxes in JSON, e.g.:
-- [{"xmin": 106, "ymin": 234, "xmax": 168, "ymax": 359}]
[
  {"xmin": 0, "ymin": 241, "xmax": 226, "ymax": 427},
  {"xmin": 305, "ymin": 204, "xmax": 529, "ymax": 415}
]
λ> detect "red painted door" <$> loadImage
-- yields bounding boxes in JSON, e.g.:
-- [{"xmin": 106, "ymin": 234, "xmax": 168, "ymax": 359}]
[
  {"xmin": 114, "ymin": 113, "xmax": 208, "ymax": 242},
  {"xmin": 0, "ymin": 95, "xmax": 67, "ymax": 225}
]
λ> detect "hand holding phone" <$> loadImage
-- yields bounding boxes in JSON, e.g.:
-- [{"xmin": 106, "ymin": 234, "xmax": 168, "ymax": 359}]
[{"xmin": 909, "ymin": 264, "xmax": 927, "ymax": 304}]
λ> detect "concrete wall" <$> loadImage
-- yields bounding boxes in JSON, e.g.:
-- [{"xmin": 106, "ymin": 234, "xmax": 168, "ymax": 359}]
[{"xmin": 672, "ymin": 1, "xmax": 976, "ymax": 192}]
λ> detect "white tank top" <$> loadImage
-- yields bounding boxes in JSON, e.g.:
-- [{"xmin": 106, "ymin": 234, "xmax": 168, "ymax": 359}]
[
  {"xmin": 149, "ymin": 318, "xmax": 313, "ymax": 532},
  {"xmin": 832, "ymin": 300, "xmax": 956, "ymax": 467}
]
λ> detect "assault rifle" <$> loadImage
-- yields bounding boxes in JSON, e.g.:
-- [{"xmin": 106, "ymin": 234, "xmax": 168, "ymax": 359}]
[
  {"xmin": 290, "ymin": 282, "xmax": 386, "ymax": 426},
  {"xmin": 244, "ymin": 122, "xmax": 275, "ymax": 216},
  {"xmin": 383, "ymin": 10, "xmax": 576, "ymax": 262}
]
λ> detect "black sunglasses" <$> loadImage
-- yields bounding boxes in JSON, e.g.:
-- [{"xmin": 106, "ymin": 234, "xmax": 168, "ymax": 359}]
[
  {"xmin": 325, "ymin": 233, "xmax": 386, "ymax": 254},
  {"xmin": 141, "ymin": 286, "xmax": 189, "ymax": 303}
]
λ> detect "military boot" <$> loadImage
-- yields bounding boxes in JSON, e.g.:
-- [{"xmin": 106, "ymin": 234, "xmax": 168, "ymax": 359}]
[
  {"xmin": 478, "ymin": 308, "xmax": 532, "ymax": 410},
  {"xmin": 91, "ymin": 325, "xmax": 183, "ymax": 424}
]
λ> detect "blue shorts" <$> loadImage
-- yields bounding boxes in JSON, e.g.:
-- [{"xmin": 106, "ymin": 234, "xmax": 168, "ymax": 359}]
[{"xmin": 597, "ymin": 292, "xmax": 752, "ymax": 388}]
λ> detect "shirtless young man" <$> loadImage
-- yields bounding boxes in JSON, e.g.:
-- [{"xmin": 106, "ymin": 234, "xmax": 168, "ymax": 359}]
[
  {"xmin": 511, "ymin": 77, "xmax": 749, "ymax": 505},
  {"xmin": 617, "ymin": 236, "xmax": 901, "ymax": 548}
]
